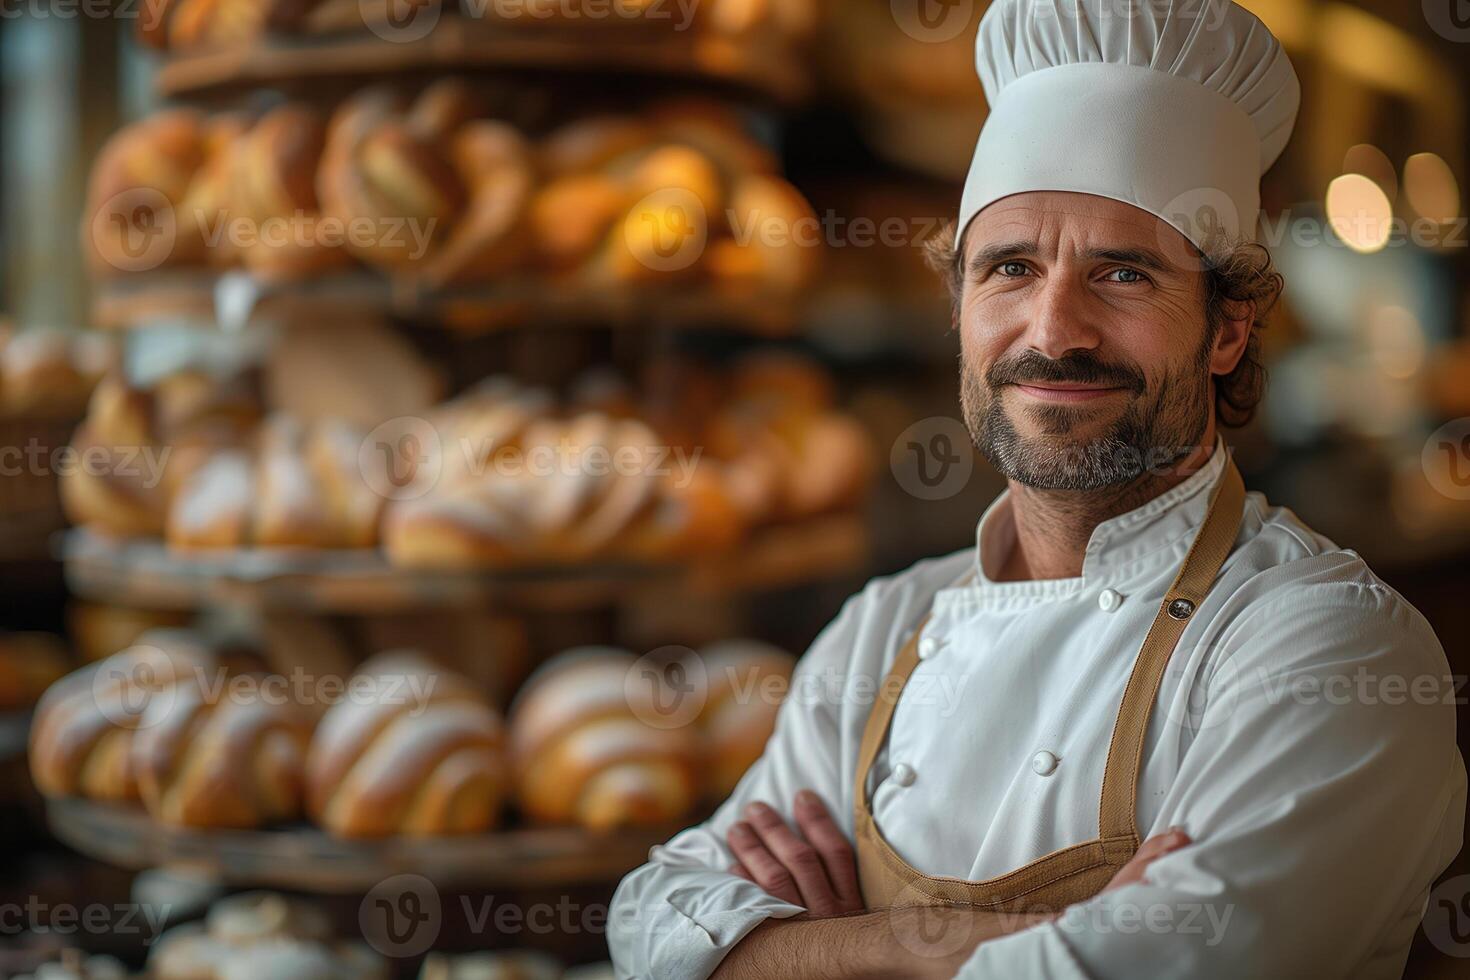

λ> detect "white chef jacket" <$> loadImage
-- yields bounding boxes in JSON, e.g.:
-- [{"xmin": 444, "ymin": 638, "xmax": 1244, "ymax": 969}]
[{"xmin": 608, "ymin": 440, "xmax": 1467, "ymax": 979}]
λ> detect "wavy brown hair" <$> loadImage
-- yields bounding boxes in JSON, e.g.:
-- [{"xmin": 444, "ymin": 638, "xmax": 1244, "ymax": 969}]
[{"xmin": 924, "ymin": 223, "xmax": 1284, "ymax": 428}]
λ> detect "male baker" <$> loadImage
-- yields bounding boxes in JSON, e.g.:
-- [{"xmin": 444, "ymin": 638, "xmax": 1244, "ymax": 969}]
[{"xmin": 609, "ymin": 1, "xmax": 1467, "ymax": 977}]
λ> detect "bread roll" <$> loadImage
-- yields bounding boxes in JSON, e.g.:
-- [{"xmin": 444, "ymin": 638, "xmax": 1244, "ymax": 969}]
[
  {"xmin": 28, "ymin": 630, "xmax": 214, "ymax": 801},
  {"xmin": 530, "ymin": 174, "xmax": 630, "ymax": 273},
  {"xmin": 84, "ymin": 109, "xmax": 210, "ymax": 275},
  {"xmin": 132, "ymin": 669, "xmax": 311, "ymax": 828},
  {"xmin": 306, "ymin": 652, "xmax": 508, "ymax": 837},
  {"xmin": 509, "ymin": 648, "xmax": 698, "ymax": 829},
  {"xmin": 707, "ymin": 174, "xmax": 821, "ymax": 292},
  {"xmin": 692, "ymin": 640, "xmax": 794, "ymax": 800},
  {"xmin": 151, "ymin": 891, "xmax": 381, "ymax": 980}
]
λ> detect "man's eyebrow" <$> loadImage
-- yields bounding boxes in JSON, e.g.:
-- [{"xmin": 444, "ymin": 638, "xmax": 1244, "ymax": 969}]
[
  {"xmin": 966, "ymin": 240, "xmax": 1039, "ymax": 277},
  {"xmin": 1082, "ymin": 246, "xmax": 1171, "ymax": 272}
]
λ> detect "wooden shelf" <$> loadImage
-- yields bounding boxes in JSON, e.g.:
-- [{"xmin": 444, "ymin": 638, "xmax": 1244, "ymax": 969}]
[
  {"xmin": 62, "ymin": 514, "xmax": 869, "ymax": 614},
  {"xmin": 92, "ymin": 270, "xmax": 806, "ymax": 335},
  {"xmin": 153, "ymin": 16, "xmax": 811, "ymax": 105},
  {"xmin": 47, "ymin": 797, "xmax": 675, "ymax": 892}
]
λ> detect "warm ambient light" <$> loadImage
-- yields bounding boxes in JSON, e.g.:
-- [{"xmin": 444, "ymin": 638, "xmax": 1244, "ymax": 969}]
[
  {"xmin": 1326, "ymin": 173, "xmax": 1393, "ymax": 253},
  {"xmin": 1365, "ymin": 304, "xmax": 1426, "ymax": 380},
  {"xmin": 1403, "ymin": 152, "xmax": 1461, "ymax": 224},
  {"xmin": 1342, "ymin": 144, "xmax": 1397, "ymax": 202}
]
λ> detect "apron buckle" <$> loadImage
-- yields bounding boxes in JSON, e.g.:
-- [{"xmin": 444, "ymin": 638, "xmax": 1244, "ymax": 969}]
[{"xmin": 1167, "ymin": 597, "xmax": 1196, "ymax": 620}]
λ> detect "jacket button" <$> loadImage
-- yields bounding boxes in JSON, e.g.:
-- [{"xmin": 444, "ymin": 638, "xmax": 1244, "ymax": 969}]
[
  {"xmin": 1031, "ymin": 750, "xmax": 1060, "ymax": 776},
  {"xmin": 1098, "ymin": 589, "xmax": 1123, "ymax": 612},
  {"xmin": 917, "ymin": 637, "xmax": 939, "ymax": 660},
  {"xmin": 891, "ymin": 763, "xmax": 916, "ymax": 787}
]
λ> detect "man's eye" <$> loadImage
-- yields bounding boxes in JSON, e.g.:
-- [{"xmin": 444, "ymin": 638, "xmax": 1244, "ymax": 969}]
[
  {"xmin": 1105, "ymin": 267, "xmax": 1147, "ymax": 284},
  {"xmin": 999, "ymin": 261, "xmax": 1029, "ymax": 277}
]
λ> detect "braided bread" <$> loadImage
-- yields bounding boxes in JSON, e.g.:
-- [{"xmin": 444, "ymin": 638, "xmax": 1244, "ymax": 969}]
[
  {"xmin": 306, "ymin": 652, "xmax": 508, "ymax": 837},
  {"xmin": 509, "ymin": 648, "xmax": 698, "ymax": 829}
]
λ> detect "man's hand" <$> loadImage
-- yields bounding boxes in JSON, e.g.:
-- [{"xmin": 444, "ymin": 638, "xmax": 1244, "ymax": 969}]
[
  {"xmin": 728, "ymin": 789, "xmax": 1191, "ymax": 916},
  {"xmin": 726, "ymin": 789, "xmax": 865, "ymax": 916}
]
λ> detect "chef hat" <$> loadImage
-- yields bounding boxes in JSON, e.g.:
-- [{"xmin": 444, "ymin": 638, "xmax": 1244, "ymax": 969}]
[{"xmin": 958, "ymin": 0, "xmax": 1300, "ymax": 258}]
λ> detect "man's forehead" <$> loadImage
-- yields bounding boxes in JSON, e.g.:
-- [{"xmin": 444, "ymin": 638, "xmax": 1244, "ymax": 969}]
[{"xmin": 964, "ymin": 192, "xmax": 1192, "ymax": 260}]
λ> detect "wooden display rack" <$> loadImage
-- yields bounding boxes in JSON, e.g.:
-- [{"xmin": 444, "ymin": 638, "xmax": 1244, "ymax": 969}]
[
  {"xmin": 153, "ymin": 15, "xmax": 811, "ymax": 105},
  {"xmin": 47, "ymin": 797, "xmax": 676, "ymax": 892},
  {"xmin": 92, "ymin": 271, "xmax": 807, "ymax": 336},
  {"xmin": 62, "ymin": 514, "xmax": 869, "ymax": 614}
]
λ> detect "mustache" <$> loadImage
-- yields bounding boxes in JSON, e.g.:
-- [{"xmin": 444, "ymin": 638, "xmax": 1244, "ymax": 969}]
[{"xmin": 986, "ymin": 350, "xmax": 1146, "ymax": 394}]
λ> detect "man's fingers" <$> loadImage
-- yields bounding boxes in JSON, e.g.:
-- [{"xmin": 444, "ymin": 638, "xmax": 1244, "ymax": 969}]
[
  {"xmin": 742, "ymin": 801, "xmax": 843, "ymax": 916},
  {"xmin": 1105, "ymin": 828, "xmax": 1192, "ymax": 892},
  {"xmin": 729, "ymin": 862, "xmax": 755, "ymax": 883},
  {"xmin": 727, "ymin": 821, "xmax": 803, "ymax": 906},
  {"xmin": 793, "ymin": 790, "xmax": 864, "ymax": 912}
]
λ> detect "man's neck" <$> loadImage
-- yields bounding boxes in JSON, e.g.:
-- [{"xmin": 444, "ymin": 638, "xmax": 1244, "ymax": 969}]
[{"xmin": 995, "ymin": 434, "xmax": 1218, "ymax": 583}]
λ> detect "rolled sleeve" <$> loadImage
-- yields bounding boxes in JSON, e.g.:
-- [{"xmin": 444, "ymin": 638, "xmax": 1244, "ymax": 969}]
[{"xmin": 608, "ymin": 592, "xmax": 869, "ymax": 980}]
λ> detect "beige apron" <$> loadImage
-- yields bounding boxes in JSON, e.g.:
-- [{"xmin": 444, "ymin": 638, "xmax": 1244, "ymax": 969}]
[{"xmin": 854, "ymin": 461, "xmax": 1246, "ymax": 912}]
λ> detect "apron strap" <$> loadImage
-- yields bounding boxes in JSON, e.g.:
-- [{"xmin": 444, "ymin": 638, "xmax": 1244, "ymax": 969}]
[{"xmin": 1097, "ymin": 459, "xmax": 1246, "ymax": 844}]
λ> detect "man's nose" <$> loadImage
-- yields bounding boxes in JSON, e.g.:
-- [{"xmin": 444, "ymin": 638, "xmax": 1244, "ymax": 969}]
[{"xmin": 1022, "ymin": 273, "xmax": 1102, "ymax": 360}]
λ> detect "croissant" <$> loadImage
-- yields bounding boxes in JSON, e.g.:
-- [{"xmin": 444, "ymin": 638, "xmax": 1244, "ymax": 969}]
[
  {"xmin": 306, "ymin": 652, "xmax": 508, "ymax": 837},
  {"xmin": 28, "ymin": 630, "xmax": 214, "ymax": 801},
  {"xmin": 132, "ymin": 674, "xmax": 312, "ymax": 828},
  {"xmin": 691, "ymin": 640, "xmax": 794, "ymax": 800},
  {"xmin": 509, "ymin": 648, "xmax": 698, "ymax": 829}
]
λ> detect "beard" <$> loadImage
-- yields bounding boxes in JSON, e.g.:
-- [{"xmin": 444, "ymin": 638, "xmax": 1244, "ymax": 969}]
[{"xmin": 961, "ymin": 338, "xmax": 1213, "ymax": 491}]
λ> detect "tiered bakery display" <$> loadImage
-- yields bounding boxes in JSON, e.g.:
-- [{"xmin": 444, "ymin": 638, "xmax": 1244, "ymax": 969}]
[{"xmin": 31, "ymin": 4, "xmax": 871, "ymax": 974}]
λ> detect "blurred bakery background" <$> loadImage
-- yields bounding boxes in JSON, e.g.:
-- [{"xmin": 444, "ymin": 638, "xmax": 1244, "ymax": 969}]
[{"xmin": 0, "ymin": 1, "xmax": 1468, "ymax": 977}]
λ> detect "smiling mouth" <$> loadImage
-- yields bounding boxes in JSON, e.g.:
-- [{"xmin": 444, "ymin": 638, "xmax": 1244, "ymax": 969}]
[{"xmin": 1010, "ymin": 382, "xmax": 1127, "ymax": 403}]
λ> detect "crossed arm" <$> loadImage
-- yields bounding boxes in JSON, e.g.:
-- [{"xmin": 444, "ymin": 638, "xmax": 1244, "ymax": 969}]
[{"xmin": 710, "ymin": 789, "xmax": 1189, "ymax": 980}]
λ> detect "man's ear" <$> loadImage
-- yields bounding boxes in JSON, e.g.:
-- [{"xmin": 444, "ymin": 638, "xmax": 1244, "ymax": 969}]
[{"xmin": 1209, "ymin": 297, "xmax": 1254, "ymax": 376}]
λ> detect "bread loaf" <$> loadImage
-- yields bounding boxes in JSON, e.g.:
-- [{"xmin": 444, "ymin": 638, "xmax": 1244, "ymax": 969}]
[
  {"xmin": 509, "ymin": 648, "xmax": 698, "ymax": 829},
  {"xmin": 28, "ymin": 630, "xmax": 214, "ymax": 801},
  {"xmin": 306, "ymin": 652, "xmax": 508, "ymax": 837}
]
